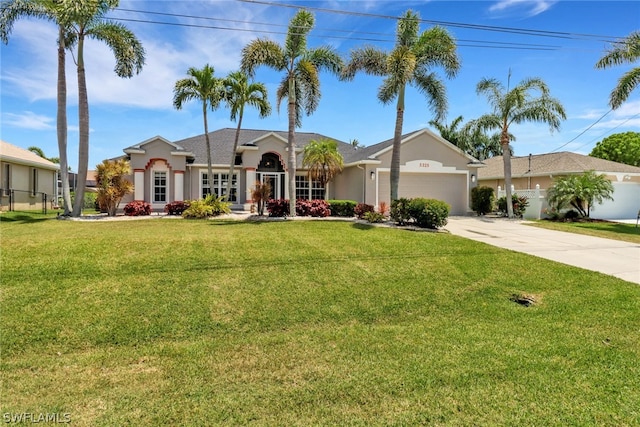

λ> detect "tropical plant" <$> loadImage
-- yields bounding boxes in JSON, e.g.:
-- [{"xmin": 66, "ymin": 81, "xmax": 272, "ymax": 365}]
[
  {"xmin": 123, "ymin": 201, "xmax": 151, "ymax": 216},
  {"xmin": 429, "ymin": 115, "xmax": 467, "ymax": 149},
  {"xmin": 295, "ymin": 199, "xmax": 330, "ymax": 217},
  {"xmin": 595, "ymin": 31, "xmax": 640, "ymax": 109},
  {"xmin": 390, "ymin": 198, "xmax": 412, "ymax": 225},
  {"xmin": 547, "ymin": 171, "xmax": 614, "ymax": 218},
  {"xmin": 164, "ymin": 201, "xmax": 189, "ymax": 216},
  {"xmin": 342, "ymin": 10, "xmax": 460, "ymax": 202},
  {"xmin": 354, "ymin": 203, "xmax": 374, "ymax": 219},
  {"xmin": 430, "ymin": 115, "xmax": 511, "ymax": 160},
  {"xmin": 95, "ymin": 158, "xmax": 133, "ymax": 216},
  {"xmin": 251, "ymin": 181, "xmax": 271, "ymax": 216},
  {"xmin": 173, "ymin": 64, "xmax": 224, "ymax": 193},
  {"xmin": 241, "ymin": 9, "xmax": 343, "ymax": 216},
  {"xmin": 364, "ymin": 211, "xmax": 386, "ymax": 223},
  {"xmin": 182, "ymin": 194, "xmax": 231, "ymax": 219},
  {"xmin": 474, "ymin": 72, "xmax": 566, "ymax": 217},
  {"xmin": 223, "ymin": 71, "xmax": 271, "ymax": 200},
  {"xmin": 266, "ymin": 199, "xmax": 290, "ymax": 218},
  {"xmin": 1, "ymin": 0, "xmax": 73, "ymax": 214},
  {"xmin": 497, "ymin": 194, "xmax": 529, "ymax": 218},
  {"xmin": 302, "ymin": 138, "xmax": 344, "ymax": 197},
  {"xmin": 589, "ymin": 131, "xmax": 640, "ymax": 167},
  {"xmin": 65, "ymin": 0, "xmax": 144, "ymax": 217}
]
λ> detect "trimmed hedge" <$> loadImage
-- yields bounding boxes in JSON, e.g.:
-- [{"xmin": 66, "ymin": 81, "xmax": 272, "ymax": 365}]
[
  {"xmin": 471, "ymin": 186, "xmax": 495, "ymax": 216},
  {"xmin": 407, "ymin": 198, "xmax": 450, "ymax": 229},
  {"xmin": 327, "ymin": 200, "xmax": 357, "ymax": 217}
]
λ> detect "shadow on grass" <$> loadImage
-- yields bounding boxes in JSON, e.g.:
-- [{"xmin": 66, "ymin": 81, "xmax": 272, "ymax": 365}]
[
  {"xmin": 0, "ymin": 213, "xmax": 54, "ymax": 224},
  {"xmin": 351, "ymin": 222, "xmax": 374, "ymax": 230}
]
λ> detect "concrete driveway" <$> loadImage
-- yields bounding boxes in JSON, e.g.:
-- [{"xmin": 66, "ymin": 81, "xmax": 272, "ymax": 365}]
[{"xmin": 444, "ymin": 216, "xmax": 640, "ymax": 285}]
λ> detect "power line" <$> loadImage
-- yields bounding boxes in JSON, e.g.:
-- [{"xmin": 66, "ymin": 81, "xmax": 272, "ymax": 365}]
[
  {"xmin": 236, "ymin": 0, "xmax": 624, "ymax": 43},
  {"xmin": 571, "ymin": 112, "xmax": 640, "ymax": 152},
  {"xmin": 550, "ymin": 109, "xmax": 613, "ymax": 153}
]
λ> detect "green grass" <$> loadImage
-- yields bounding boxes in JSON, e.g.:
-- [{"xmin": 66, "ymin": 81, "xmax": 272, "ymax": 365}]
[
  {"xmin": 528, "ymin": 219, "xmax": 640, "ymax": 244},
  {"xmin": 1, "ymin": 213, "xmax": 639, "ymax": 426}
]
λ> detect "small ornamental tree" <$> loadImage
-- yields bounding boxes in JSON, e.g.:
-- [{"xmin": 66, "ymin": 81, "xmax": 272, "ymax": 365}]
[
  {"xmin": 589, "ymin": 132, "xmax": 640, "ymax": 167},
  {"xmin": 547, "ymin": 171, "xmax": 614, "ymax": 218},
  {"xmin": 95, "ymin": 158, "xmax": 133, "ymax": 216}
]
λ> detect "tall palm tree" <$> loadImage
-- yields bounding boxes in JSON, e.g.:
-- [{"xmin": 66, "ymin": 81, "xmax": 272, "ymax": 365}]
[
  {"xmin": 240, "ymin": 9, "xmax": 343, "ymax": 216},
  {"xmin": 67, "ymin": 0, "xmax": 145, "ymax": 217},
  {"xmin": 173, "ymin": 64, "xmax": 224, "ymax": 196},
  {"xmin": 342, "ymin": 10, "xmax": 460, "ymax": 202},
  {"xmin": 301, "ymin": 138, "xmax": 344, "ymax": 197},
  {"xmin": 223, "ymin": 71, "xmax": 271, "ymax": 202},
  {"xmin": 595, "ymin": 31, "xmax": 640, "ymax": 110},
  {"xmin": 474, "ymin": 73, "xmax": 566, "ymax": 217},
  {"xmin": 1, "ymin": 0, "xmax": 73, "ymax": 215}
]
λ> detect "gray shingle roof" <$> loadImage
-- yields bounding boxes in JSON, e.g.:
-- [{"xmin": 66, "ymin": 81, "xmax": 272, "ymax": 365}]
[
  {"xmin": 173, "ymin": 128, "xmax": 360, "ymax": 167},
  {"xmin": 478, "ymin": 151, "xmax": 640, "ymax": 179}
]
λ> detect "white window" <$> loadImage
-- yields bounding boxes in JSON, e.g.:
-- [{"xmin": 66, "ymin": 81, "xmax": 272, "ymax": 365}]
[
  {"xmin": 201, "ymin": 172, "xmax": 237, "ymax": 202},
  {"xmin": 295, "ymin": 175, "xmax": 325, "ymax": 200},
  {"xmin": 153, "ymin": 171, "xmax": 167, "ymax": 203}
]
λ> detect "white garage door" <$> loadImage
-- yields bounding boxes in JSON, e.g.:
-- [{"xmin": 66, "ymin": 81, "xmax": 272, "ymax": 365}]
[
  {"xmin": 590, "ymin": 182, "xmax": 640, "ymax": 220},
  {"xmin": 378, "ymin": 172, "xmax": 468, "ymax": 215}
]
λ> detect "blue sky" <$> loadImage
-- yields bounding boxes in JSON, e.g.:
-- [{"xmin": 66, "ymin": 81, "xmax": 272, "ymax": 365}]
[{"xmin": 1, "ymin": 0, "xmax": 639, "ymax": 170}]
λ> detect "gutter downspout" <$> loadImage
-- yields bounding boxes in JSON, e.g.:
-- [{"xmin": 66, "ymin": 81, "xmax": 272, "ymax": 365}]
[{"xmin": 356, "ymin": 163, "xmax": 366, "ymax": 203}]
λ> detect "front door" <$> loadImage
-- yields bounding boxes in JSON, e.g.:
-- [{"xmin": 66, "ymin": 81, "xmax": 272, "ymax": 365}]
[{"xmin": 261, "ymin": 173, "xmax": 281, "ymax": 200}]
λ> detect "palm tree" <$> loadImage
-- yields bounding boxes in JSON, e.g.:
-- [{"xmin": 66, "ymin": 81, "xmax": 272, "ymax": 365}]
[
  {"xmin": 1, "ymin": 0, "xmax": 73, "ymax": 215},
  {"xmin": 68, "ymin": 0, "xmax": 145, "ymax": 217},
  {"xmin": 342, "ymin": 10, "xmax": 460, "ymax": 202},
  {"xmin": 595, "ymin": 31, "xmax": 640, "ymax": 110},
  {"xmin": 223, "ymin": 71, "xmax": 271, "ymax": 202},
  {"xmin": 474, "ymin": 73, "xmax": 566, "ymax": 217},
  {"xmin": 302, "ymin": 138, "xmax": 344, "ymax": 197},
  {"xmin": 240, "ymin": 9, "xmax": 343, "ymax": 216},
  {"xmin": 173, "ymin": 64, "xmax": 224, "ymax": 195},
  {"xmin": 429, "ymin": 115, "xmax": 467, "ymax": 150}
]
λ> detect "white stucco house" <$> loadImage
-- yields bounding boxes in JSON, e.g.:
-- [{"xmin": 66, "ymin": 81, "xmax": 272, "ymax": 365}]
[{"xmin": 118, "ymin": 127, "xmax": 484, "ymax": 215}]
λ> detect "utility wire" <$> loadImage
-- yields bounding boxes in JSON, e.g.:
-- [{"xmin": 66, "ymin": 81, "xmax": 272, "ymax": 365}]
[
  {"xmin": 550, "ymin": 109, "xmax": 613, "ymax": 153},
  {"xmin": 236, "ymin": 0, "xmax": 624, "ymax": 43},
  {"xmin": 571, "ymin": 112, "xmax": 640, "ymax": 152}
]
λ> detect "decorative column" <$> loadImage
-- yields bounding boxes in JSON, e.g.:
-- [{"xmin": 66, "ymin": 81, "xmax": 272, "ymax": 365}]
[
  {"xmin": 174, "ymin": 171, "xmax": 184, "ymax": 201},
  {"xmin": 134, "ymin": 169, "xmax": 144, "ymax": 201},
  {"xmin": 245, "ymin": 168, "xmax": 256, "ymax": 203}
]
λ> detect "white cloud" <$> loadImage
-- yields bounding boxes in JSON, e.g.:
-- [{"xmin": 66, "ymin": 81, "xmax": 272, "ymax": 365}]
[
  {"xmin": 488, "ymin": 0, "xmax": 557, "ymax": 18},
  {"xmin": 2, "ymin": 111, "xmax": 55, "ymax": 130}
]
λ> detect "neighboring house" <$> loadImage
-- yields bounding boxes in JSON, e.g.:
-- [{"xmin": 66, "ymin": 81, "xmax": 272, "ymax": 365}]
[
  {"xmin": 119, "ymin": 128, "xmax": 483, "ymax": 215},
  {"xmin": 477, "ymin": 152, "xmax": 640, "ymax": 219},
  {"xmin": 0, "ymin": 140, "xmax": 60, "ymax": 212}
]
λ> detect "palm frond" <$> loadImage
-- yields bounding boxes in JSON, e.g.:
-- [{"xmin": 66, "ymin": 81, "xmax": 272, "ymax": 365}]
[
  {"xmin": 305, "ymin": 45, "xmax": 343, "ymax": 75},
  {"xmin": 285, "ymin": 9, "xmax": 314, "ymax": 58},
  {"xmin": 414, "ymin": 25, "xmax": 460, "ymax": 79},
  {"xmin": 87, "ymin": 21, "xmax": 145, "ymax": 77},
  {"xmin": 595, "ymin": 31, "xmax": 640, "ymax": 68},
  {"xmin": 396, "ymin": 9, "xmax": 419, "ymax": 47},
  {"xmin": 240, "ymin": 38, "xmax": 286, "ymax": 77},
  {"xmin": 608, "ymin": 66, "xmax": 640, "ymax": 109},
  {"xmin": 414, "ymin": 71, "xmax": 447, "ymax": 122},
  {"xmin": 1, "ymin": 0, "xmax": 54, "ymax": 43},
  {"xmin": 296, "ymin": 59, "xmax": 320, "ymax": 116},
  {"xmin": 377, "ymin": 76, "xmax": 401, "ymax": 105},
  {"xmin": 276, "ymin": 75, "xmax": 302, "ymax": 128},
  {"xmin": 341, "ymin": 46, "xmax": 387, "ymax": 80}
]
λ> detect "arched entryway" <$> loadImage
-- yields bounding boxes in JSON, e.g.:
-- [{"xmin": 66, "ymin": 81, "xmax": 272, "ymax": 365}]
[{"xmin": 256, "ymin": 152, "xmax": 285, "ymax": 200}]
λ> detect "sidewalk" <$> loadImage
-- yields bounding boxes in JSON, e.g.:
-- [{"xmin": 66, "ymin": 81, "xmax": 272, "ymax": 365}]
[{"xmin": 444, "ymin": 216, "xmax": 640, "ymax": 285}]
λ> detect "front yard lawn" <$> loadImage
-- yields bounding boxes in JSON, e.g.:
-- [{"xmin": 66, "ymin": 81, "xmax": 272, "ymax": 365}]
[
  {"xmin": 527, "ymin": 219, "xmax": 640, "ymax": 244},
  {"xmin": 1, "ymin": 214, "xmax": 639, "ymax": 425}
]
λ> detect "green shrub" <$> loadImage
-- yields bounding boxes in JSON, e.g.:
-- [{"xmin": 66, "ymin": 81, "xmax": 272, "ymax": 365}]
[
  {"xmin": 563, "ymin": 210, "xmax": 580, "ymax": 221},
  {"xmin": 182, "ymin": 195, "xmax": 230, "ymax": 219},
  {"xmin": 364, "ymin": 211, "xmax": 386, "ymax": 223},
  {"xmin": 408, "ymin": 198, "xmax": 450, "ymax": 229},
  {"xmin": 471, "ymin": 186, "xmax": 495, "ymax": 215},
  {"xmin": 390, "ymin": 198, "xmax": 412, "ymax": 225},
  {"xmin": 327, "ymin": 200, "xmax": 357, "ymax": 217},
  {"xmin": 354, "ymin": 203, "xmax": 374, "ymax": 219},
  {"xmin": 165, "ymin": 201, "xmax": 190, "ymax": 216},
  {"xmin": 497, "ymin": 195, "xmax": 529, "ymax": 218}
]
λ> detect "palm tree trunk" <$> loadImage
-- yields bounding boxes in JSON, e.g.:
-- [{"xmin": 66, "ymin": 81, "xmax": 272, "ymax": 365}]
[
  {"xmin": 57, "ymin": 26, "xmax": 72, "ymax": 215},
  {"xmin": 226, "ymin": 108, "xmax": 243, "ymax": 204},
  {"xmin": 203, "ymin": 103, "xmax": 213, "ymax": 198},
  {"xmin": 390, "ymin": 85, "xmax": 406, "ymax": 202},
  {"xmin": 72, "ymin": 34, "xmax": 89, "ymax": 217},
  {"xmin": 287, "ymin": 76, "xmax": 297, "ymax": 217},
  {"xmin": 501, "ymin": 124, "xmax": 514, "ymax": 218}
]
